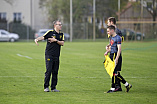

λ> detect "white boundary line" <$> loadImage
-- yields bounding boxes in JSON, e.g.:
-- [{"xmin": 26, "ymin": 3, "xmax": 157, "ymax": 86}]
[
  {"xmin": 0, "ymin": 76, "xmax": 41, "ymax": 77},
  {"xmin": 17, "ymin": 54, "xmax": 32, "ymax": 59},
  {"xmin": 0, "ymin": 76, "xmax": 152, "ymax": 79}
]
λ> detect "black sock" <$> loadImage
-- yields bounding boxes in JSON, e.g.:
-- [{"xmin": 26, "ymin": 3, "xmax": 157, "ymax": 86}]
[
  {"xmin": 115, "ymin": 78, "xmax": 121, "ymax": 88},
  {"xmin": 117, "ymin": 72, "xmax": 126, "ymax": 84}
]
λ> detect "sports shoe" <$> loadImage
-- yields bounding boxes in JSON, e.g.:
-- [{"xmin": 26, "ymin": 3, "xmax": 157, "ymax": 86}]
[
  {"xmin": 44, "ymin": 88, "xmax": 50, "ymax": 92},
  {"xmin": 105, "ymin": 90, "xmax": 115, "ymax": 93},
  {"xmin": 116, "ymin": 88, "xmax": 122, "ymax": 91},
  {"xmin": 51, "ymin": 89, "xmax": 60, "ymax": 92},
  {"xmin": 115, "ymin": 87, "xmax": 122, "ymax": 92},
  {"xmin": 126, "ymin": 84, "xmax": 132, "ymax": 92}
]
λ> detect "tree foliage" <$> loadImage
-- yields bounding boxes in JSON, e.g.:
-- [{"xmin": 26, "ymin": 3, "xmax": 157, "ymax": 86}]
[{"xmin": 39, "ymin": 0, "xmax": 128, "ymax": 23}]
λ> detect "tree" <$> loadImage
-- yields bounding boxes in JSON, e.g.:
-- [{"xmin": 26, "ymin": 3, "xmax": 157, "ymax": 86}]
[{"xmin": 39, "ymin": 0, "xmax": 128, "ymax": 23}]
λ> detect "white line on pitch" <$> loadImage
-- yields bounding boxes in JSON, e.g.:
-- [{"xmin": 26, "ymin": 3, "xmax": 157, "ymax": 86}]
[
  {"xmin": 17, "ymin": 54, "xmax": 32, "ymax": 59},
  {"xmin": 0, "ymin": 76, "xmax": 41, "ymax": 77}
]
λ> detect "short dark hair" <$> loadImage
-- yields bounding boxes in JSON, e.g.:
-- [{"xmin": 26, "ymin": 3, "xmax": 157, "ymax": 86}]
[
  {"xmin": 107, "ymin": 25, "xmax": 115, "ymax": 31},
  {"xmin": 53, "ymin": 19, "xmax": 61, "ymax": 25},
  {"xmin": 108, "ymin": 17, "xmax": 116, "ymax": 25}
]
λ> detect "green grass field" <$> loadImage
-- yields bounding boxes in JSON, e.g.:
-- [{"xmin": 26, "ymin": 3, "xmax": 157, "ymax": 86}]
[{"xmin": 0, "ymin": 41, "xmax": 157, "ymax": 104}]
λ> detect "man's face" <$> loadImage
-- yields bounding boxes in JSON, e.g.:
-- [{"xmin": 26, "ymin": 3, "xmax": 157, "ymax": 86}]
[
  {"xmin": 54, "ymin": 21, "xmax": 62, "ymax": 31},
  {"xmin": 107, "ymin": 20, "xmax": 111, "ymax": 26},
  {"xmin": 107, "ymin": 28, "xmax": 113, "ymax": 36}
]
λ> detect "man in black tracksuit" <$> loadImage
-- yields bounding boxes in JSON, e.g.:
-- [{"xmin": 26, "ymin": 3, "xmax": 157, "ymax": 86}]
[{"xmin": 34, "ymin": 20, "xmax": 64, "ymax": 92}]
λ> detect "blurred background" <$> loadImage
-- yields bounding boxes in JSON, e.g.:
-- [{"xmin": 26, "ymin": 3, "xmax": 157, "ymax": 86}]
[{"xmin": 0, "ymin": 0, "xmax": 156, "ymax": 42}]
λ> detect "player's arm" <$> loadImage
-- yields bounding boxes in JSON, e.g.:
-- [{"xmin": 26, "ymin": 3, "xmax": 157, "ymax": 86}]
[
  {"xmin": 48, "ymin": 36, "xmax": 64, "ymax": 46},
  {"xmin": 57, "ymin": 40, "xmax": 64, "ymax": 46},
  {"xmin": 34, "ymin": 36, "xmax": 44, "ymax": 46},
  {"xmin": 106, "ymin": 36, "xmax": 111, "ymax": 51},
  {"xmin": 106, "ymin": 44, "xmax": 110, "ymax": 47},
  {"xmin": 104, "ymin": 45, "xmax": 111, "ymax": 56},
  {"xmin": 57, "ymin": 33, "xmax": 64, "ymax": 46},
  {"xmin": 115, "ymin": 44, "xmax": 121, "ymax": 64}
]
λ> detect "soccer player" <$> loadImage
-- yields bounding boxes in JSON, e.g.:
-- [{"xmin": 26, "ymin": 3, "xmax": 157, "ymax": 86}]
[
  {"xmin": 105, "ymin": 17, "xmax": 123, "ymax": 91},
  {"xmin": 34, "ymin": 20, "xmax": 64, "ymax": 92},
  {"xmin": 105, "ymin": 25, "xmax": 132, "ymax": 93},
  {"xmin": 107, "ymin": 17, "xmax": 123, "ymax": 38}
]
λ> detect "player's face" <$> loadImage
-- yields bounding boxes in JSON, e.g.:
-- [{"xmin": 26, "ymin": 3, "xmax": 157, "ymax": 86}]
[
  {"xmin": 107, "ymin": 20, "xmax": 111, "ymax": 26},
  {"xmin": 55, "ymin": 21, "xmax": 62, "ymax": 31},
  {"xmin": 107, "ymin": 28, "xmax": 113, "ymax": 36},
  {"xmin": 107, "ymin": 28, "xmax": 111, "ymax": 36}
]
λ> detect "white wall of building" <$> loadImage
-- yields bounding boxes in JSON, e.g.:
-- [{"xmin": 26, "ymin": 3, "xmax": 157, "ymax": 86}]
[
  {"xmin": 32, "ymin": 0, "xmax": 49, "ymax": 31},
  {"xmin": 0, "ymin": 0, "xmax": 49, "ymax": 31}
]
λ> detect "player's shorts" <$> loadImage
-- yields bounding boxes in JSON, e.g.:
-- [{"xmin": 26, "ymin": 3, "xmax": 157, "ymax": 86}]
[{"xmin": 109, "ymin": 53, "xmax": 122, "ymax": 72}]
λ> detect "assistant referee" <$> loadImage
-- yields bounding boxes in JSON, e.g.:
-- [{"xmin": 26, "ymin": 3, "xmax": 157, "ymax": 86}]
[{"xmin": 34, "ymin": 20, "xmax": 64, "ymax": 92}]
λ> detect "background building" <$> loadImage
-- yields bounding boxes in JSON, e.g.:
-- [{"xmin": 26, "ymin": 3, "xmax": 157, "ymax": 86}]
[{"xmin": 0, "ymin": 0, "xmax": 49, "ymax": 31}]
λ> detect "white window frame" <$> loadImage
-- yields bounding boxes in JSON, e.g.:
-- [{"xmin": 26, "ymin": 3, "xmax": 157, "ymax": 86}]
[{"xmin": 13, "ymin": 12, "xmax": 22, "ymax": 22}]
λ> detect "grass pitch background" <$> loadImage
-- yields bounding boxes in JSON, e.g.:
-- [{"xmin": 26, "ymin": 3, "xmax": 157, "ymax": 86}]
[{"xmin": 0, "ymin": 41, "xmax": 157, "ymax": 104}]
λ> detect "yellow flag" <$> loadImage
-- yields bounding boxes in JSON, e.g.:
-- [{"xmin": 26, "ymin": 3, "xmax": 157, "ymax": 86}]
[{"xmin": 103, "ymin": 55, "xmax": 115, "ymax": 78}]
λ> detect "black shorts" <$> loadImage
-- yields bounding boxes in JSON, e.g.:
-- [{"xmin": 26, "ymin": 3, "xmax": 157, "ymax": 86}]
[{"xmin": 110, "ymin": 53, "xmax": 122, "ymax": 72}]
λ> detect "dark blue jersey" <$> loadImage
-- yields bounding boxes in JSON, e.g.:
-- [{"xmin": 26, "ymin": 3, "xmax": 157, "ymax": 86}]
[
  {"xmin": 110, "ymin": 35, "xmax": 121, "ymax": 54},
  {"xmin": 115, "ymin": 28, "xmax": 122, "ymax": 37}
]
